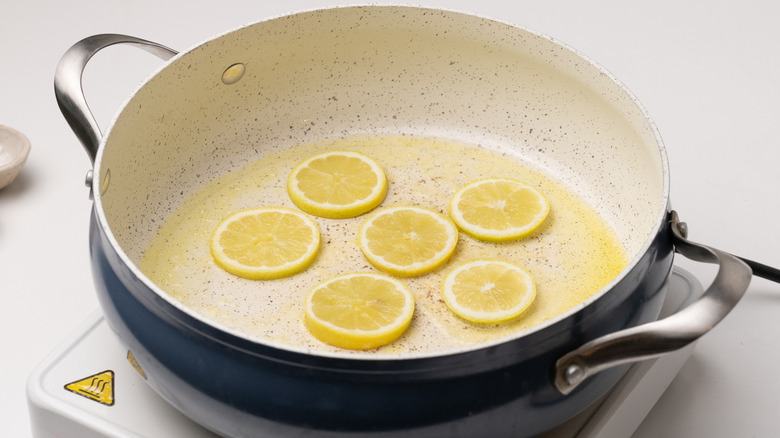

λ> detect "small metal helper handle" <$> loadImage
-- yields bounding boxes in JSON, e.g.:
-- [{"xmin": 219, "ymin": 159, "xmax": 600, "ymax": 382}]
[
  {"xmin": 54, "ymin": 34, "xmax": 178, "ymax": 164},
  {"xmin": 554, "ymin": 210, "xmax": 754, "ymax": 394}
]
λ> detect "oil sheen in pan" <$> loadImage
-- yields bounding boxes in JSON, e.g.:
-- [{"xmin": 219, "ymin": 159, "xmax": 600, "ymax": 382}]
[{"xmin": 139, "ymin": 135, "xmax": 627, "ymax": 356}]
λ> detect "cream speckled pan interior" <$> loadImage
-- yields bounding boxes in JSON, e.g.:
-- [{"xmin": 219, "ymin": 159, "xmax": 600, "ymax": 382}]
[{"xmin": 95, "ymin": 6, "xmax": 667, "ymax": 353}]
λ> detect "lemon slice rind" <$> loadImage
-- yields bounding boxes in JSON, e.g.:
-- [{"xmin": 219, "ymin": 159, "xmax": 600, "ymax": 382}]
[
  {"xmin": 358, "ymin": 206, "xmax": 459, "ymax": 277},
  {"xmin": 449, "ymin": 177, "xmax": 549, "ymax": 242},
  {"xmin": 304, "ymin": 273, "xmax": 415, "ymax": 350},
  {"xmin": 442, "ymin": 259, "xmax": 536, "ymax": 324},
  {"xmin": 287, "ymin": 150, "xmax": 388, "ymax": 219},
  {"xmin": 210, "ymin": 207, "xmax": 320, "ymax": 280}
]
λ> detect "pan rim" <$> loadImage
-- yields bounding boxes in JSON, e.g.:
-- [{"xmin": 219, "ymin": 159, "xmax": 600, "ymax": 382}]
[{"xmin": 90, "ymin": 4, "xmax": 671, "ymax": 362}]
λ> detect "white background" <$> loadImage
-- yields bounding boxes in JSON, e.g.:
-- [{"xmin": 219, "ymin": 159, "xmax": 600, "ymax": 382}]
[{"xmin": 2, "ymin": 1, "xmax": 779, "ymax": 436}]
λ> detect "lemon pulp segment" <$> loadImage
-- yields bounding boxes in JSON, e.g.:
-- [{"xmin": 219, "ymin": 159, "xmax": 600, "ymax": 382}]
[
  {"xmin": 210, "ymin": 207, "xmax": 320, "ymax": 280},
  {"xmin": 305, "ymin": 273, "xmax": 415, "ymax": 350}
]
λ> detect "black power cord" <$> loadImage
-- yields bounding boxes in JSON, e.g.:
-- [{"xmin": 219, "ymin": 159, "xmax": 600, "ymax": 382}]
[{"xmin": 736, "ymin": 256, "xmax": 780, "ymax": 284}]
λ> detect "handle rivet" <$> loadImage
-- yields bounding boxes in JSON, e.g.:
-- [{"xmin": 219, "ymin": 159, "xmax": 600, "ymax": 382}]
[
  {"xmin": 675, "ymin": 220, "xmax": 689, "ymax": 239},
  {"xmin": 565, "ymin": 364, "xmax": 585, "ymax": 385},
  {"xmin": 222, "ymin": 63, "xmax": 246, "ymax": 85},
  {"xmin": 99, "ymin": 168, "xmax": 111, "ymax": 196}
]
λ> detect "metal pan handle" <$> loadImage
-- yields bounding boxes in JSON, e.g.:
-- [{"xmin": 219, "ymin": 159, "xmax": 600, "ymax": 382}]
[
  {"xmin": 54, "ymin": 34, "xmax": 178, "ymax": 164},
  {"xmin": 553, "ymin": 210, "xmax": 755, "ymax": 394}
]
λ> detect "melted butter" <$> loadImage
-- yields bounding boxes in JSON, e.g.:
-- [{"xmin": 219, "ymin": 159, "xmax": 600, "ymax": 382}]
[{"xmin": 139, "ymin": 136, "xmax": 627, "ymax": 356}]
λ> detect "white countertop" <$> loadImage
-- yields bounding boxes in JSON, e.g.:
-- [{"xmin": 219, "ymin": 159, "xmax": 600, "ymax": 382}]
[{"xmin": 2, "ymin": 1, "xmax": 779, "ymax": 436}]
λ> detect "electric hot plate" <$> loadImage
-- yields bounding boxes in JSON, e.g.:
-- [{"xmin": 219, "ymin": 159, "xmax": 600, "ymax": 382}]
[{"xmin": 27, "ymin": 267, "xmax": 702, "ymax": 438}]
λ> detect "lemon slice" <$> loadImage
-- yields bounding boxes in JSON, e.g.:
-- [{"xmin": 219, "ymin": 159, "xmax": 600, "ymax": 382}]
[
  {"xmin": 304, "ymin": 273, "xmax": 415, "ymax": 350},
  {"xmin": 449, "ymin": 178, "xmax": 549, "ymax": 242},
  {"xmin": 442, "ymin": 259, "xmax": 536, "ymax": 323},
  {"xmin": 358, "ymin": 206, "xmax": 459, "ymax": 277},
  {"xmin": 287, "ymin": 150, "xmax": 388, "ymax": 219},
  {"xmin": 210, "ymin": 207, "xmax": 320, "ymax": 280}
]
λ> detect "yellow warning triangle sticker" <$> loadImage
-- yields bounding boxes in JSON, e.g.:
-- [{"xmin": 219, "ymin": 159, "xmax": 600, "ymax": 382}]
[{"xmin": 64, "ymin": 370, "xmax": 115, "ymax": 406}]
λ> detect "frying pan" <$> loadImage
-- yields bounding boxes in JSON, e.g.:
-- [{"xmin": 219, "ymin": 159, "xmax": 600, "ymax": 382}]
[{"xmin": 55, "ymin": 6, "xmax": 780, "ymax": 437}]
